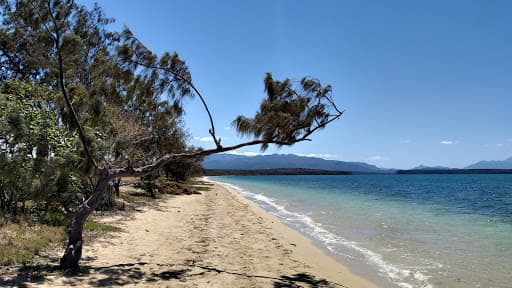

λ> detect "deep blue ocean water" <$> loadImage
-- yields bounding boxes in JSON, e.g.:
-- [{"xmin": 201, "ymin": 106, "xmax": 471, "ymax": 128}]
[{"xmin": 211, "ymin": 174, "xmax": 512, "ymax": 288}]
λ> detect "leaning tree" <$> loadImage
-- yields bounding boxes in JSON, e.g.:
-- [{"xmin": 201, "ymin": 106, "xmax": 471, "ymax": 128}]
[{"xmin": 0, "ymin": 0, "xmax": 343, "ymax": 270}]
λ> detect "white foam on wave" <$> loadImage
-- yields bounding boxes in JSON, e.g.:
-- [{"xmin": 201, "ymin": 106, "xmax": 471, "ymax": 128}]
[{"xmin": 208, "ymin": 177, "xmax": 433, "ymax": 288}]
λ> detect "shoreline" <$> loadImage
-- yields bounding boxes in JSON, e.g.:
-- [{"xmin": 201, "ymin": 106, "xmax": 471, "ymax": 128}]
[
  {"xmin": 24, "ymin": 180, "xmax": 378, "ymax": 287},
  {"xmin": 208, "ymin": 178, "xmax": 381, "ymax": 288},
  {"xmin": 209, "ymin": 177, "xmax": 400, "ymax": 288}
]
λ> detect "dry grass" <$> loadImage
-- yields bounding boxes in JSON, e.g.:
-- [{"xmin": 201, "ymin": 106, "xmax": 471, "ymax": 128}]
[
  {"xmin": 0, "ymin": 219, "xmax": 119, "ymax": 267},
  {"xmin": 0, "ymin": 222, "xmax": 66, "ymax": 266},
  {"xmin": 84, "ymin": 221, "xmax": 122, "ymax": 232},
  {"xmin": 119, "ymin": 177, "xmax": 205, "ymax": 200},
  {"xmin": 187, "ymin": 178, "xmax": 214, "ymax": 192}
]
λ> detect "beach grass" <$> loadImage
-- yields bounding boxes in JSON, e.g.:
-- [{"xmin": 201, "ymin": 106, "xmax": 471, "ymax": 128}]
[
  {"xmin": 0, "ymin": 221, "xmax": 66, "ymax": 265},
  {"xmin": 0, "ymin": 217, "xmax": 120, "ymax": 266}
]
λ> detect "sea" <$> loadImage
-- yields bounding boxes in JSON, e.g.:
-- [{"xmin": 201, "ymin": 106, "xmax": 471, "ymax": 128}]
[{"xmin": 209, "ymin": 174, "xmax": 512, "ymax": 288}]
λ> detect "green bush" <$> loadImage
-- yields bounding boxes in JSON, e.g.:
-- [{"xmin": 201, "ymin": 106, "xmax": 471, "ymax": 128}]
[{"xmin": 38, "ymin": 212, "xmax": 71, "ymax": 227}]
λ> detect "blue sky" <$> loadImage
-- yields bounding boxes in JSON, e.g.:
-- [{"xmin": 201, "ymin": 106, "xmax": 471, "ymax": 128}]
[{"xmin": 84, "ymin": 0, "xmax": 512, "ymax": 169}]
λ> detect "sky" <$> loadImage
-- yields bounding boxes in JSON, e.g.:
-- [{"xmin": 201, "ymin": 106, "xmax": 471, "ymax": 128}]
[{"xmin": 83, "ymin": 0, "xmax": 512, "ymax": 169}]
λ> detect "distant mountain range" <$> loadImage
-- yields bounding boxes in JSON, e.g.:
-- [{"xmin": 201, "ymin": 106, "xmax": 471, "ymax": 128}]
[
  {"xmin": 465, "ymin": 156, "xmax": 512, "ymax": 169},
  {"xmin": 203, "ymin": 153, "xmax": 391, "ymax": 173},
  {"xmin": 203, "ymin": 154, "xmax": 512, "ymax": 174},
  {"xmin": 409, "ymin": 157, "xmax": 512, "ymax": 170}
]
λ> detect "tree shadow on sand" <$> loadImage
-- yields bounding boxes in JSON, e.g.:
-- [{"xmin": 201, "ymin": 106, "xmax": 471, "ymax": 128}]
[
  {"xmin": 189, "ymin": 264, "xmax": 344, "ymax": 288},
  {"xmin": 1, "ymin": 261, "xmax": 345, "ymax": 287},
  {"xmin": 273, "ymin": 272, "xmax": 338, "ymax": 288},
  {"xmin": 82, "ymin": 262, "xmax": 190, "ymax": 287},
  {"xmin": 0, "ymin": 261, "xmax": 188, "ymax": 287},
  {"xmin": 0, "ymin": 263, "xmax": 58, "ymax": 287}
]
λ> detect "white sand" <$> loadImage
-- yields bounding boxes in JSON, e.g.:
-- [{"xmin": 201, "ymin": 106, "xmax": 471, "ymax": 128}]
[{"xmin": 30, "ymin": 182, "xmax": 379, "ymax": 288}]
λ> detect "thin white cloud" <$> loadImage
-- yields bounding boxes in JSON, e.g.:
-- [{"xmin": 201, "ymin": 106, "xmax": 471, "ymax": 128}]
[
  {"xmin": 194, "ymin": 136, "xmax": 228, "ymax": 142},
  {"xmin": 227, "ymin": 151, "xmax": 270, "ymax": 157},
  {"xmin": 440, "ymin": 140, "xmax": 454, "ymax": 145},
  {"xmin": 295, "ymin": 153, "xmax": 337, "ymax": 159},
  {"xmin": 367, "ymin": 155, "xmax": 389, "ymax": 161},
  {"xmin": 223, "ymin": 126, "xmax": 232, "ymax": 131},
  {"xmin": 194, "ymin": 136, "xmax": 214, "ymax": 142},
  {"xmin": 400, "ymin": 139, "xmax": 411, "ymax": 144},
  {"xmin": 496, "ymin": 143, "xmax": 504, "ymax": 147}
]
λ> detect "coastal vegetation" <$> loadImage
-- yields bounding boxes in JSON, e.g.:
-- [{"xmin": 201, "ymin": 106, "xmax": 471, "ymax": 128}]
[{"xmin": 0, "ymin": 0, "xmax": 342, "ymax": 271}]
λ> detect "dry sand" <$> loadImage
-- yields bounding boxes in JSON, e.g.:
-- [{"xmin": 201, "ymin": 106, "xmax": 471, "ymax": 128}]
[{"xmin": 27, "ymin": 181, "xmax": 379, "ymax": 288}]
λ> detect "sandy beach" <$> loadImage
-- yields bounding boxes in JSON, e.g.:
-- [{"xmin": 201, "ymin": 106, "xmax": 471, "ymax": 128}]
[{"xmin": 28, "ymin": 181, "xmax": 378, "ymax": 288}]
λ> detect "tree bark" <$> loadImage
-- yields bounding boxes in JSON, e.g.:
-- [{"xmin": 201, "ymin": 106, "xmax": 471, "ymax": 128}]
[
  {"xmin": 113, "ymin": 178, "xmax": 121, "ymax": 197},
  {"xmin": 0, "ymin": 182, "xmax": 4, "ymax": 211},
  {"xmin": 60, "ymin": 169, "xmax": 110, "ymax": 271},
  {"xmin": 145, "ymin": 178, "xmax": 156, "ymax": 198},
  {"xmin": 10, "ymin": 189, "xmax": 16, "ymax": 219}
]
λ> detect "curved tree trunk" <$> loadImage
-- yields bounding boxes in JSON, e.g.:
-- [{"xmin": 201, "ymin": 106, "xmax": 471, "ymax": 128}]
[{"xmin": 60, "ymin": 169, "xmax": 110, "ymax": 271}]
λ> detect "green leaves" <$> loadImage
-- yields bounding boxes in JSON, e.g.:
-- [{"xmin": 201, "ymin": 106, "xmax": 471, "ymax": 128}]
[
  {"xmin": 232, "ymin": 73, "xmax": 341, "ymax": 150},
  {"xmin": 0, "ymin": 80, "xmax": 73, "ymax": 157},
  {"xmin": 0, "ymin": 80, "xmax": 82, "ymax": 213}
]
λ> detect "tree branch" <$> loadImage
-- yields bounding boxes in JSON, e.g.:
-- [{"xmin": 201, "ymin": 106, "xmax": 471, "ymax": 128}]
[
  {"xmin": 107, "ymin": 70, "xmax": 344, "ymax": 180},
  {"xmin": 125, "ymin": 59, "xmax": 222, "ymax": 149},
  {"xmin": 46, "ymin": 0, "xmax": 98, "ymax": 169},
  {"xmin": 109, "ymin": 138, "xmax": 309, "ymax": 179},
  {"xmin": 30, "ymin": 2, "xmax": 57, "ymax": 43}
]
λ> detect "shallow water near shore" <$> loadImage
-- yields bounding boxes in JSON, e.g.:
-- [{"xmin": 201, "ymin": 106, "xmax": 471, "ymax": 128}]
[{"xmin": 210, "ymin": 174, "xmax": 512, "ymax": 288}]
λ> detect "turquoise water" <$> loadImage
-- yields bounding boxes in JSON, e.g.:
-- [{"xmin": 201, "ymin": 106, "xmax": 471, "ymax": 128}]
[{"xmin": 210, "ymin": 175, "xmax": 512, "ymax": 288}]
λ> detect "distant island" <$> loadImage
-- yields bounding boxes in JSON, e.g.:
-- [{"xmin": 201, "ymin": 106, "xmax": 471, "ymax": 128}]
[
  {"xmin": 411, "ymin": 165, "xmax": 453, "ymax": 170},
  {"xmin": 397, "ymin": 169, "xmax": 512, "ymax": 174},
  {"xmin": 464, "ymin": 156, "xmax": 512, "ymax": 169},
  {"xmin": 401, "ymin": 157, "xmax": 512, "ymax": 174}
]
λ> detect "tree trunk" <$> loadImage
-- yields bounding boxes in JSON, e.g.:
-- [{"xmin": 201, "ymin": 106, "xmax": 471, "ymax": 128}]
[
  {"xmin": 113, "ymin": 178, "xmax": 121, "ymax": 197},
  {"xmin": 102, "ymin": 183, "xmax": 113, "ymax": 209},
  {"xmin": 0, "ymin": 182, "xmax": 4, "ymax": 211},
  {"xmin": 108, "ymin": 183, "xmax": 113, "ymax": 208},
  {"xmin": 146, "ymin": 180, "xmax": 155, "ymax": 198},
  {"xmin": 10, "ymin": 190, "xmax": 17, "ymax": 219},
  {"xmin": 60, "ymin": 169, "xmax": 110, "ymax": 271}
]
